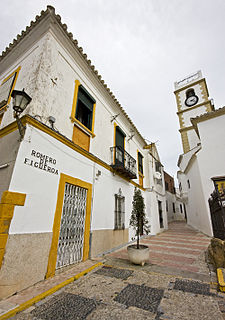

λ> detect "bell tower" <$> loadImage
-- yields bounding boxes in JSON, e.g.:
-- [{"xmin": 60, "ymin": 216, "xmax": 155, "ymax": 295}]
[{"xmin": 174, "ymin": 70, "xmax": 214, "ymax": 154}]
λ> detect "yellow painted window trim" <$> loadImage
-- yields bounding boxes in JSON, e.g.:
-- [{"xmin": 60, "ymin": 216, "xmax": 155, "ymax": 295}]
[
  {"xmin": 70, "ymin": 79, "xmax": 96, "ymax": 138},
  {"xmin": 0, "ymin": 66, "xmax": 21, "ymax": 112},
  {"xmin": 0, "ymin": 191, "xmax": 26, "ymax": 269},
  {"xmin": 137, "ymin": 149, "xmax": 144, "ymax": 177},
  {"xmin": 114, "ymin": 123, "xmax": 125, "ymax": 149},
  {"xmin": 138, "ymin": 172, "xmax": 144, "ymax": 178},
  {"xmin": 72, "ymin": 117, "xmax": 96, "ymax": 138},
  {"xmin": 46, "ymin": 173, "xmax": 92, "ymax": 279},
  {"xmin": 113, "ymin": 123, "xmax": 117, "ymax": 147}
]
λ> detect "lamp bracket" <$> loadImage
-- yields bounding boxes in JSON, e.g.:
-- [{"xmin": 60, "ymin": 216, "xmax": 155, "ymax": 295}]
[{"xmin": 111, "ymin": 114, "xmax": 120, "ymax": 123}]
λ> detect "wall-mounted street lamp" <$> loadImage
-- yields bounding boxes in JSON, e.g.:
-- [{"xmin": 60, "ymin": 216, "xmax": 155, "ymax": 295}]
[{"xmin": 11, "ymin": 89, "xmax": 32, "ymax": 140}]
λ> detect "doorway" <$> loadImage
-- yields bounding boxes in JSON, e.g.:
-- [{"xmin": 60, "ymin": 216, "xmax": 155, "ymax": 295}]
[
  {"xmin": 46, "ymin": 174, "xmax": 92, "ymax": 278},
  {"xmin": 158, "ymin": 200, "xmax": 164, "ymax": 228},
  {"xmin": 56, "ymin": 183, "xmax": 88, "ymax": 269}
]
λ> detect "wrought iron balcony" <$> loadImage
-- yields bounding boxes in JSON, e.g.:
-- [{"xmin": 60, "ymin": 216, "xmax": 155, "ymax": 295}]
[{"xmin": 110, "ymin": 146, "xmax": 137, "ymax": 179}]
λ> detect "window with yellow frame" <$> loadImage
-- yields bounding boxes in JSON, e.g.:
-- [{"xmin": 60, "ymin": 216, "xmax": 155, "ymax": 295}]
[
  {"xmin": 71, "ymin": 80, "xmax": 96, "ymax": 135},
  {"xmin": 137, "ymin": 151, "xmax": 144, "ymax": 187},
  {"xmin": 0, "ymin": 66, "xmax": 21, "ymax": 111}
]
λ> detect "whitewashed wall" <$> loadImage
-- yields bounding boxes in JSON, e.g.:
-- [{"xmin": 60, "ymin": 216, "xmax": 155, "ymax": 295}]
[
  {"xmin": 197, "ymin": 114, "xmax": 225, "ymax": 199},
  {"xmin": 0, "ymin": 36, "xmax": 48, "ymax": 129},
  {"xmin": 179, "ymin": 155, "xmax": 213, "ymax": 236},
  {"xmin": 0, "ymin": 30, "xmax": 151, "ymax": 189},
  {"xmin": 8, "ymin": 125, "xmax": 157, "ymax": 238}
]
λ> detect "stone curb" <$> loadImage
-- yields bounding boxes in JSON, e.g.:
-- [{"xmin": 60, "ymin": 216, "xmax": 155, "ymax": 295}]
[
  {"xmin": 0, "ymin": 262, "xmax": 102, "ymax": 320},
  {"xmin": 217, "ymin": 268, "xmax": 225, "ymax": 292}
]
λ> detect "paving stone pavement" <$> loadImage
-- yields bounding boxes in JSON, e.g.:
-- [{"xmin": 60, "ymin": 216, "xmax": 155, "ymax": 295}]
[{"xmin": 4, "ymin": 222, "xmax": 225, "ymax": 319}]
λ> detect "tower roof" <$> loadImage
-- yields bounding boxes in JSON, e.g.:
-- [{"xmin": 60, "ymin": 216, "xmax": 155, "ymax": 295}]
[{"xmin": 174, "ymin": 70, "xmax": 202, "ymax": 90}]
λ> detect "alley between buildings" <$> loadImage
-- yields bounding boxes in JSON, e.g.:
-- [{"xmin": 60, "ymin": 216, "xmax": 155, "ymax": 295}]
[{"xmin": 1, "ymin": 221, "xmax": 224, "ymax": 320}]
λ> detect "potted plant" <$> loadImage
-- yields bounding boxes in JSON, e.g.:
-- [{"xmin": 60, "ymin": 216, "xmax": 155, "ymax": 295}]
[{"xmin": 127, "ymin": 187, "xmax": 150, "ymax": 266}]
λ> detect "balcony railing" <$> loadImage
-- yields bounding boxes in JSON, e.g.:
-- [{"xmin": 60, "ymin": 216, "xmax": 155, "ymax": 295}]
[{"xmin": 110, "ymin": 146, "xmax": 137, "ymax": 179}]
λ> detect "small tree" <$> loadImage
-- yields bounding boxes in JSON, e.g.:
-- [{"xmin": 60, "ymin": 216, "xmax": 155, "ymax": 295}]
[{"xmin": 130, "ymin": 188, "xmax": 150, "ymax": 249}]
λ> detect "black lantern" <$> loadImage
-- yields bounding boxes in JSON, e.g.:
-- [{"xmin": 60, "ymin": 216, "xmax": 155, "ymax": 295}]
[
  {"xmin": 11, "ymin": 89, "xmax": 32, "ymax": 115},
  {"xmin": 11, "ymin": 89, "xmax": 32, "ymax": 140}
]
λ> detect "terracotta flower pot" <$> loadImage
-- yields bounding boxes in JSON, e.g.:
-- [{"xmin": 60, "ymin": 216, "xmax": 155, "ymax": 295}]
[{"xmin": 127, "ymin": 244, "xmax": 149, "ymax": 266}]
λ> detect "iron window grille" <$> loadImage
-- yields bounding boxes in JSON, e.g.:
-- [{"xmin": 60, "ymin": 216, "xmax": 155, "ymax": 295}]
[{"xmin": 114, "ymin": 188, "xmax": 125, "ymax": 230}]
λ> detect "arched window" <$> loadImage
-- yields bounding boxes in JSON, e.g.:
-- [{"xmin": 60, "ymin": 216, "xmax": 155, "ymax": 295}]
[{"xmin": 186, "ymin": 88, "xmax": 195, "ymax": 98}]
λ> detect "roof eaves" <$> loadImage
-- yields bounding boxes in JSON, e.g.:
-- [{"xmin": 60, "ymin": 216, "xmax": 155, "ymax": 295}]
[
  {"xmin": 0, "ymin": 5, "xmax": 147, "ymax": 147},
  {"xmin": 191, "ymin": 106, "xmax": 225, "ymax": 125}
]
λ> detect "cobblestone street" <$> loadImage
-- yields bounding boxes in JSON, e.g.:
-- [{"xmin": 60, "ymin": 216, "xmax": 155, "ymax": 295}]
[{"xmin": 1, "ymin": 222, "xmax": 225, "ymax": 319}]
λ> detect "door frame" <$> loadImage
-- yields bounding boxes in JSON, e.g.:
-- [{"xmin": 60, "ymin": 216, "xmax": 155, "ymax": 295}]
[{"xmin": 46, "ymin": 173, "xmax": 92, "ymax": 278}]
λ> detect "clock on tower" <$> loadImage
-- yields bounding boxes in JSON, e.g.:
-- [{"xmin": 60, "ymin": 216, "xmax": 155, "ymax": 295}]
[{"xmin": 174, "ymin": 71, "xmax": 214, "ymax": 154}]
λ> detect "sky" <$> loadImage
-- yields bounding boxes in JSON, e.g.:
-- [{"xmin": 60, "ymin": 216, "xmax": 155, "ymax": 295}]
[{"xmin": 0, "ymin": 0, "xmax": 224, "ymax": 181}]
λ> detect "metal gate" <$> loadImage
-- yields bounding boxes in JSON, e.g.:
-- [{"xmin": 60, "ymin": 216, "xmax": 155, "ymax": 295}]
[
  {"xmin": 56, "ymin": 183, "xmax": 87, "ymax": 269},
  {"xmin": 208, "ymin": 188, "xmax": 225, "ymax": 240}
]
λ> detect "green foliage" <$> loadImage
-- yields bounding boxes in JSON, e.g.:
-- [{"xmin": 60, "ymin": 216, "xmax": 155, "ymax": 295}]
[{"xmin": 130, "ymin": 188, "xmax": 150, "ymax": 248}]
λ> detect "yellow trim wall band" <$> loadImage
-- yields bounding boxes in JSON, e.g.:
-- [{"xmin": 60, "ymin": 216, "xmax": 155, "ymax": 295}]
[
  {"xmin": 0, "ymin": 115, "xmax": 145, "ymax": 191},
  {"xmin": 46, "ymin": 173, "xmax": 92, "ymax": 278},
  {"xmin": 0, "ymin": 191, "xmax": 26, "ymax": 268}
]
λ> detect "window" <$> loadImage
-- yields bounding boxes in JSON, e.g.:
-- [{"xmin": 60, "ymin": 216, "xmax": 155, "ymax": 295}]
[
  {"xmin": 187, "ymin": 179, "xmax": 191, "ymax": 189},
  {"xmin": 172, "ymin": 202, "xmax": 175, "ymax": 213},
  {"xmin": 138, "ymin": 152, "xmax": 143, "ymax": 174},
  {"xmin": 114, "ymin": 126, "xmax": 126, "ymax": 164},
  {"xmin": 114, "ymin": 188, "xmax": 125, "ymax": 230},
  {"xmin": 166, "ymin": 200, "xmax": 168, "ymax": 212},
  {"xmin": 155, "ymin": 161, "xmax": 161, "ymax": 173},
  {"xmin": 115, "ymin": 126, "xmax": 125, "ymax": 150},
  {"xmin": 158, "ymin": 200, "xmax": 164, "ymax": 228},
  {"xmin": 0, "ymin": 66, "xmax": 21, "ymax": 110},
  {"xmin": 165, "ymin": 182, "xmax": 169, "ymax": 191},
  {"xmin": 180, "ymin": 204, "xmax": 183, "ymax": 213},
  {"xmin": 179, "ymin": 182, "xmax": 182, "ymax": 192},
  {"xmin": 75, "ymin": 85, "xmax": 95, "ymax": 131}
]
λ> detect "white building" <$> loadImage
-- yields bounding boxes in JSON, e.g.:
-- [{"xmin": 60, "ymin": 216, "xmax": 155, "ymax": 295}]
[
  {"xmin": 0, "ymin": 6, "xmax": 167, "ymax": 298},
  {"xmin": 164, "ymin": 171, "xmax": 186, "ymax": 222},
  {"xmin": 175, "ymin": 70, "xmax": 225, "ymax": 236}
]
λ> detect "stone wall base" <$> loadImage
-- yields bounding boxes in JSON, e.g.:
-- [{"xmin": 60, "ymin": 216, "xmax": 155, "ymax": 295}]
[
  {"xmin": 0, "ymin": 232, "xmax": 52, "ymax": 299},
  {"xmin": 91, "ymin": 228, "xmax": 129, "ymax": 258}
]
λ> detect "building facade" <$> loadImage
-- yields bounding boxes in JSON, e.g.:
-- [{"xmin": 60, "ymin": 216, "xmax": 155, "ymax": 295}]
[
  {"xmin": 164, "ymin": 171, "xmax": 185, "ymax": 222},
  {"xmin": 175, "ymin": 71, "xmax": 225, "ymax": 236},
  {"xmin": 0, "ymin": 6, "xmax": 167, "ymax": 298}
]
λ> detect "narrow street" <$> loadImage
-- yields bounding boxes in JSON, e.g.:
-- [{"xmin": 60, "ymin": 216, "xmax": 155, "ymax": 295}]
[
  {"xmin": 108, "ymin": 221, "xmax": 211, "ymax": 279},
  {"xmin": 1, "ymin": 222, "xmax": 225, "ymax": 320}
]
